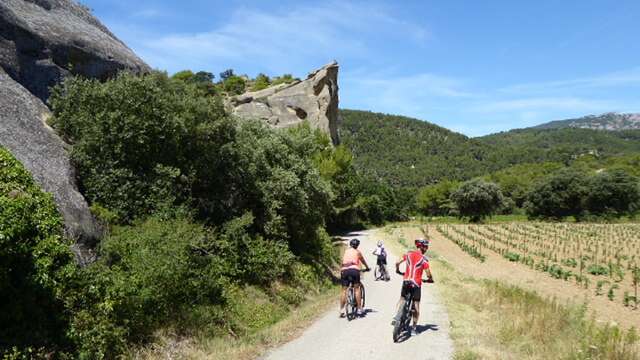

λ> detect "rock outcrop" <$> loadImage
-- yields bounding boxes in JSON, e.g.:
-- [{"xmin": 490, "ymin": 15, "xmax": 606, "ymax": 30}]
[
  {"xmin": 230, "ymin": 61, "xmax": 340, "ymax": 145},
  {"xmin": 0, "ymin": 0, "xmax": 150, "ymax": 102},
  {"xmin": 0, "ymin": 0, "xmax": 149, "ymax": 263},
  {"xmin": 0, "ymin": 68, "xmax": 99, "ymax": 264}
]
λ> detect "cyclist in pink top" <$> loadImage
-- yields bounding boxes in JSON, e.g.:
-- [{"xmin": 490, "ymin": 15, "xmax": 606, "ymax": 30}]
[{"xmin": 339, "ymin": 238, "xmax": 370, "ymax": 317}]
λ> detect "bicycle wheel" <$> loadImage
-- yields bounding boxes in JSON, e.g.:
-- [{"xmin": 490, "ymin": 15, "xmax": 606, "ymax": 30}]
[
  {"xmin": 381, "ymin": 265, "xmax": 389, "ymax": 281},
  {"xmin": 392, "ymin": 305, "xmax": 406, "ymax": 342},
  {"xmin": 346, "ymin": 287, "xmax": 356, "ymax": 321},
  {"xmin": 374, "ymin": 266, "xmax": 381, "ymax": 280}
]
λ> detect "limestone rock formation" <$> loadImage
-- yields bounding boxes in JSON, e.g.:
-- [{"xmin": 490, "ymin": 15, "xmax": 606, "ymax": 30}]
[
  {"xmin": 0, "ymin": 0, "xmax": 150, "ymax": 102},
  {"xmin": 230, "ymin": 61, "xmax": 340, "ymax": 145},
  {"xmin": 0, "ymin": 0, "xmax": 149, "ymax": 263},
  {"xmin": 0, "ymin": 68, "xmax": 100, "ymax": 264}
]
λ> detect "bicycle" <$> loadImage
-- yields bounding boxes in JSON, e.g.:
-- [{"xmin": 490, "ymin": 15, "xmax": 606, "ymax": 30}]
[
  {"xmin": 392, "ymin": 272, "xmax": 433, "ymax": 342},
  {"xmin": 374, "ymin": 260, "xmax": 389, "ymax": 281},
  {"xmin": 345, "ymin": 268, "xmax": 369, "ymax": 321}
]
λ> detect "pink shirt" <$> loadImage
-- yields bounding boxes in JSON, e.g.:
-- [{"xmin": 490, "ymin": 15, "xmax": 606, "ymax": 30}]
[{"xmin": 341, "ymin": 248, "xmax": 361, "ymax": 270}]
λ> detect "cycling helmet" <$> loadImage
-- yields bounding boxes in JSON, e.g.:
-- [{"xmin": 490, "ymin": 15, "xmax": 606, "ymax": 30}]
[
  {"xmin": 349, "ymin": 238, "xmax": 360, "ymax": 248},
  {"xmin": 415, "ymin": 238, "xmax": 430, "ymax": 248},
  {"xmin": 377, "ymin": 240, "xmax": 383, "ymax": 247}
]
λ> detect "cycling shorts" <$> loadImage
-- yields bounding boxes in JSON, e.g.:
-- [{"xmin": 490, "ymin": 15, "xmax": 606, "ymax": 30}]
[
  {"xmin": 341, "ymin": 268, "xmax": 361, "ymax": 287},
  {"xmin": 376, "ymin": 256, "xmax": 387, "ymax": 266},
  {"xmin": 400, "ymin": 281, "xmax": 421, "ymax": 301}
]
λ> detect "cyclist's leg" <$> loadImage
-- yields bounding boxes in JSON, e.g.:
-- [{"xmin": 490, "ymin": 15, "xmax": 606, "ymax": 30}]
[
  {"xmin": 412, "ymin": 287, "xmax": 422, "ymax": 327},
  {"xmin": 339, "ymin": 271, "xmax": 349, "ymax": 316},
  {"xmin": 355, "ymin": 283, "xmax": 362, "ymax": 310}
]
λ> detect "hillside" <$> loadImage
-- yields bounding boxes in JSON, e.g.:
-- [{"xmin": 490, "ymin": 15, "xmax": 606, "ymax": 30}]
[
  {"xmin": 339, "ymin": 109, "xmax": 491, "ymax": 187},
  {"xmin": 479, "ymin": 127, "xmax": 640, "ymax": 165},
  {"xmin": 533, "ymin": 112, "xmax": 640, "ymax": 131},
  {"xmin": 340, "ymin": 109, "xmax": 640, "ymax": 188}
]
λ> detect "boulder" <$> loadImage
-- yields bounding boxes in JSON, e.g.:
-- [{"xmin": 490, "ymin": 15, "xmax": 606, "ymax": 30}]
[
  {"xmin": 0, "ymin": 0, "xmax": 150, "ymax": 102},
  {"xmin": 230, "ymin": 61, "xmax": 340, "ymax": 145},
  {"xmin": 0, "ymin": 0, "xmax": 150, "ymax": 263},
  {"xmin": 0, "ymin": 68, "xmax": 100, "ymax": 264}
]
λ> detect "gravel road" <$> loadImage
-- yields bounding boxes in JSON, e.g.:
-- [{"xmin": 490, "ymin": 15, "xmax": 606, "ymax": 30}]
[{"xmin": 263, "ymin": 230, "xmax": 454, "ymax": 360}]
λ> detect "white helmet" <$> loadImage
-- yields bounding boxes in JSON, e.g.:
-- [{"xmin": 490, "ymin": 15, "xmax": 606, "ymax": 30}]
[{"xmin": 377, "ymin": 240, "xmax": 383, "ymax": 247}]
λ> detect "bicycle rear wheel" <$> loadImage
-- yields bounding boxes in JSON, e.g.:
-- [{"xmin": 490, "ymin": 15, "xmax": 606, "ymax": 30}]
[
  {"xmin": 346, "ymin": 287, "xmax": 356, "ymax": 321},
  {"xmin": 392, "ymin": 306, "xmax": 405, "ymax": 342}
]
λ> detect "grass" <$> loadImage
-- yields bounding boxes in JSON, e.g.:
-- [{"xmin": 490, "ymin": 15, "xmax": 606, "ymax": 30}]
[
  {"xmin": 127, "ymin": 285, "xmax": 340, "ymax": 359},
  {"xmin": 379, "ymin": 223, "xmax": 640, "ymax": 360}
]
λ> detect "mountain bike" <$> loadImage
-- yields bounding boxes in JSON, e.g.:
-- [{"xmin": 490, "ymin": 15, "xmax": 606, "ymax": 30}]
[
  {"xmin": 392, "ymin": 274, "xmax": 433, "ymax": 342},
  {"xmin": 345, "ymin": 268, "xmax": 369, "ymax": 321},
  {"xmin": 374, "ymin": 259, "xmax": 389, "ymax": 281}
]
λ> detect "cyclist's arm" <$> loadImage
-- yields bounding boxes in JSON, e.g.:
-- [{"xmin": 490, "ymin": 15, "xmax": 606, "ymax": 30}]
[
  {"xmin": 395, "ymin": 257, "xmax": 406, "ymax": 273},
  {"xmin": 423, "ymin": 266, "xmax": 434, "ymax": 282}
]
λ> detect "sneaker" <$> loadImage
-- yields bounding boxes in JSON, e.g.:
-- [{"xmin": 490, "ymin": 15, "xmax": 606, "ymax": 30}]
[
  {"xmin": 339, "ymin": 310, "xmax": 346, "ymax": 318},
  {"xmin": 410, "ymin": 326, "xmax": 418, "ymax": 336},
  {"xmin": 357, "ymin": 309, "xmax": 365, "ymax": 316}
]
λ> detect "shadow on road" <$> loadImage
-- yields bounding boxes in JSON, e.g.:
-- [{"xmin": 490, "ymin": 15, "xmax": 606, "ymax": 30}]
[{"xmin": 416, "ymin": 324, "xmax": 439, "ymax": 333}]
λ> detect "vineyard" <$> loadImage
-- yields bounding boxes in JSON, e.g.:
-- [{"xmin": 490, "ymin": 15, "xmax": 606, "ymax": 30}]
[{"xmin": 435, "ymin": 223, "xmax": 640, "ymax": 309}]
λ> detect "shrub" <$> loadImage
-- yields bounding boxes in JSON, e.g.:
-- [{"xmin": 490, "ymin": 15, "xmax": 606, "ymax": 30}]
[
  {"xmin": 584, "ymin": 169, "xmax": 640, "ymax": 218},
  {"xmin": 0, "ymin": 147, "xmax": 78, "ymax": 355}
]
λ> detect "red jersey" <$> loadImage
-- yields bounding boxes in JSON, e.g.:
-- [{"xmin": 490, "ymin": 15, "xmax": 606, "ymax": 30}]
[{"xmin": 402, "ymin": 250, "xmax": 430, "ymax": 287}]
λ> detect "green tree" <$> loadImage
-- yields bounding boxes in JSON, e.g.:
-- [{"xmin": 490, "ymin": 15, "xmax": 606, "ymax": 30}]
[
  {"xmin": 585, "ymin": 169, "xmax": 640, "ymax": 218},
  {"xmin": 524, "ymin": 168, "xmax": 589, "ymax": 220},
  {"xmin": 223, "ymin": 75, "xmax": 246, "ymax": 95},
  {"xmin": 252, "ymin": 73, "xmax": 271, "ymax": 91},
  {"xmin": 450, "ymin": 179, "xmax": 503, "ymax": 222},
  {"xmin": 416, "ymin": 180, "xmax": 459, "ymax": 215}
]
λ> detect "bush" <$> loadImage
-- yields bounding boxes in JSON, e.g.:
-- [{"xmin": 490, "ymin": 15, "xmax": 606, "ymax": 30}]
[
  {"xmin": 416, "ymin": 180, "xmax": 459, "ymax": 216},
  {"xmin": 0, "ymin": 147, "xmax": 78, "ymax": 356}
]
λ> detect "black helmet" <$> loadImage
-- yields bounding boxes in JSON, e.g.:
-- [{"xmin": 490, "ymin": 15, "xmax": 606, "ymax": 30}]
[
  {"xmin": 349, "ymin": 238, "xmax": 360, "ymax": 248},
  {"xmin": 415, "ymin": 238, "xmax": 430, "ymax": 248}
]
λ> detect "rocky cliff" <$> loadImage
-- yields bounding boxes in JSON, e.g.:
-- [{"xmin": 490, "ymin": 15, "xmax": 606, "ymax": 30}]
[
  {"xmin": 0, "ymin": 0, "xmax": 150, "ymax": 102},
  {"xmin": 0, "ymin": 0, "xmax": 149, "ymax": 263},
  {"xmin": 534, "ymin": 112, "xmax": 640, "ymax": 131},
  {"xmin": 230, "ymin": 61, "xmax": 340, "ymax": 145}
]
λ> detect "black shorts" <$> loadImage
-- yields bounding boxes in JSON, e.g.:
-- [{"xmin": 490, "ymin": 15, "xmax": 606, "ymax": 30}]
[
  {"xmin": 341, "ymin": 268, "xmax": 361, "ymax": 287},
  {"xmin": 376, "ymin": 256, "xmax": 387, "ymax": 266},
  {"xmin": 400, "ymin": 281, "xmax": 421, "ymax": 302}
]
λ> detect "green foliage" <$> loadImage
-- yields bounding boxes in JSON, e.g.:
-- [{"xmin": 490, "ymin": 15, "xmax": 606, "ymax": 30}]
[
  {"xmin": 172, "ymin": 70, "xmax": 217, "ymax": 95},
  {"xmin": 0, "ymin": 147, "xmax": 78, "ymax": 356},
  {"xmin": 525, "ymin": 168, "xmax": 589, "ymax": 220},
  {"xmin": 450, "ymin": 179, "xmax": 504, "ymax": 222},
  {"xmin": 340, "ymin": 109, "xmax": 490, "ymax": 188},
  {"xmin": 584, "ymin": 169, "xmax": 640, "ymax": 218},
  {"xmin": 223, "ymin": 75, "xmax": 246, "ymax": 95},
  {"xmin": 252, "ymin": 73, "xmax": 271, "ymax": 91},
  {"xmin": 486, "ymin": 162, "xmax": 563, "ymax": 207},
  {"xmin": 416, "ymin": 180, "xmax": 459, "ymax": 216}
]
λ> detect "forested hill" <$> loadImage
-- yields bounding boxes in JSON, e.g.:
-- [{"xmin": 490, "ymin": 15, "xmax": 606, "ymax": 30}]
[
  {"xmin": 479, "ymin": 128, "xmax": 640, "ymax": 165},
  {"xmin": 339, "ymin": 109, "xmax": 640, "ymax": 188},
  {"xmin": 339, "ymin": 109, "xmax": 490, "ymax": 187}
]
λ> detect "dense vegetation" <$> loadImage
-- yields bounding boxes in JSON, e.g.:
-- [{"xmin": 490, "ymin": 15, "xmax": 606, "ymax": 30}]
[
  {"xmin": 339, "ymin": 109, "xmax": 490, "ymax": 187},
  {"xmin": 341, "ymin": 109, "xmax": 640, "ymax": 221},
  {"xmin": 3, "ymin": 71, "xmax": 401, "ymax": 359}
]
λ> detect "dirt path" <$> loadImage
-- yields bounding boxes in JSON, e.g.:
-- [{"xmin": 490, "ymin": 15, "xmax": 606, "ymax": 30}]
[{"xmin": 262, "ymin": 230, "xmax": 454, "ymax": 360}]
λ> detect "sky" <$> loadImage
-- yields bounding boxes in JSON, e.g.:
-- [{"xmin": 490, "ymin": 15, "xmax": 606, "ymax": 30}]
[{"xmin": 84, "ymin": 0, "xmax": 640, "ymax": 136}]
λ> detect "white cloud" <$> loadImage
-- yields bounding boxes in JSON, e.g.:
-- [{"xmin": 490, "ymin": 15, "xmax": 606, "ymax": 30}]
[
  {"xmin": 133, "ymin": 1, "xmax": 429, "ymax": 74},
  {"xmin": 499, "ymin": 67, "xmax": 640, "ymax": 95}
]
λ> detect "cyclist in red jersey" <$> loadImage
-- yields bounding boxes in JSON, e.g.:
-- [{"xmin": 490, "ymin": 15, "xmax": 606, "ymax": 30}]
[{"xmin": 392, "ymin": 238, "xmax": 434, "ymax": 335}]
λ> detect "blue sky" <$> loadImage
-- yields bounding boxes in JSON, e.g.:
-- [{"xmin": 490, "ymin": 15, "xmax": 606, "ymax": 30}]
[{"xmin": 85, "ymin": 0, "xmax": 640, "ymax": 136}]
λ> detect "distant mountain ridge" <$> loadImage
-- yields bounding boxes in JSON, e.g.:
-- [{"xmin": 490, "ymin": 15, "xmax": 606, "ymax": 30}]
[{"xmin": 533, "ymin": 112, "xmax": 640, "ymax": 131}]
